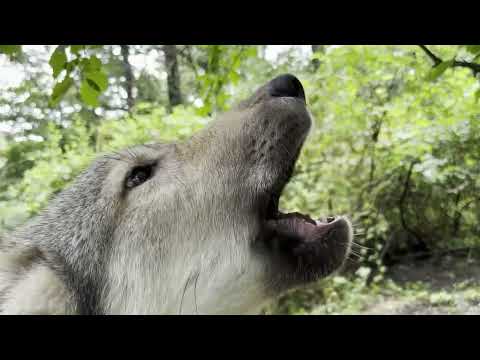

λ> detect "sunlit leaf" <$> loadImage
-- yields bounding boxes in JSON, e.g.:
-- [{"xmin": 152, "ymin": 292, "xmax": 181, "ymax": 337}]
[
  {"xmin": 424, "ymin": 60, "xmax": 454, "ymax": 82},
  {"xmin": 65, "ymin": 59, "xmax": 78, "ymax": 73},
  {"xmin": 79, "ymin": 79, "xmax": 100, "ymax": 107},
  {"xmin": 70, "ymin": 45, "xmax": 84, "ymax": 55},
  {"xmin": 50, "ymin": 76, "xmax": 74, "ymax": 106},
  {"xmin": 229, "ymin": 71, "xmax": 240, "ymax": 84},
  {"xmin": 245, "ymin": 46, "xmax": 258, "ymax": 57},
  {"xmin": 0, "ymin": 45, "xmax": 21, "ymax": 58},
  {"xmin": 465, "ymin": 45, "xmax": 480, "ymax": 55},
  {"xmin": 49, "ymin": 46, "xmax": 67, "ymax": 78},
  {"xmin": 85, "ymin": 70, "xmax": 108, "ymax": 92},
  {"xmin": 81, "ymin": 56, "xmax": 102, "ymax": 73}
]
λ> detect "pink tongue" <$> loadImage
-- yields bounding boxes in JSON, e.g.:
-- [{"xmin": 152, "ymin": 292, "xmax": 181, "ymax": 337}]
[
  {"xmin": 277, "ymin": 212, "xmax": 316, "ymax": 225},
  {"xmin": 270, "ymin": 212, "xmax": 326, "ymax": 239}
]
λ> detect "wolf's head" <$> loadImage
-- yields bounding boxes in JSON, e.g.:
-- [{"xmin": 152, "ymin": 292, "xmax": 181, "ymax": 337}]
[{"xmin": 12, "ymin": 74, "xmax": 353, "ymax": 314}]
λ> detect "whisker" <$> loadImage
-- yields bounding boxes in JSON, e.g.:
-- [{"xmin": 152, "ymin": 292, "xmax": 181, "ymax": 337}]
[
  {"xmin": 178, "ymin": 277, "xmax": 191, "ymax": 315},
  {"xmin": 346, "ymin": 257, "xmax": 360, "ymax": 264},
  {"xmin": 111, "ymin": 150, "xmax": 127, "ymax": 159},
  {"xmin": 351, "ymin": 242, "xmax": 372, "ymax": 250},
  {"xmin": 142, "ymin": 143, "xmax": 161, "ymax": 149},
  {"xmin": 193, "ymin": 271, "xmax": 200, "ymax": 315},
  {"xmin": 125, "ymin": 147, "xmax": 139, "ymax": 162},
  {"xmin": 103, "ymin": 155, "xmax": 131, "ymax": 164},
  {"xmin": 348, "ymin": 250, "xmax": 363, "ymax": 259},
  {"xmin": 349, "ymin": 247, "xmax": 364, "ymax": 256}
]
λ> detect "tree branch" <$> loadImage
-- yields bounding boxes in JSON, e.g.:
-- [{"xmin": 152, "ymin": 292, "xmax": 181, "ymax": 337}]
[
  {"xmin": 453, "ymin": 59, "xmax": 480, "ymax": 76},
  {"xmin": 419, "ymin": 45, "xmax": 480, "ymax": 77},
  {"xmin": 177, "ymin": 45, "xmax": 199, "ymax": 78},
  {"xmin": 120, "ymin": 45, "xmax": 135, "ymax": 111},
  {"xmin": 418, "ymin": 45, "xmax": 442, "ymax": 66}
]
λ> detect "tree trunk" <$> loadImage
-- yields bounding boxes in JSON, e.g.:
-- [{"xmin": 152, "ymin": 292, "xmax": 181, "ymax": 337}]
[
  {"xmin": 452, "ymin": 193, "xmax": 462, "ymax": 237},
  {"xmin": 311, "ymin": 45, "xmax": 325, "ymax": 72},
  {"xmin": 120, "ymin": 45, "xmax": 135, "ymax": 111},
  {"xmin": 163, "ymin": 45, "xmax": 183, "ymax": 111}
]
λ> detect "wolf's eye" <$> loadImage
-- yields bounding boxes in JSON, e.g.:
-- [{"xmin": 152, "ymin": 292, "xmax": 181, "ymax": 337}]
[{"xmin": 125, "ymin": 164, "xmax": 155, "ymax": 189}]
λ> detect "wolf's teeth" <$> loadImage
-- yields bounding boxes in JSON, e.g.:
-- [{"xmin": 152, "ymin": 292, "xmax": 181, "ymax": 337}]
[{"xmin": 316, "ymin": 217, "xmax": 328, "ymax": 225}]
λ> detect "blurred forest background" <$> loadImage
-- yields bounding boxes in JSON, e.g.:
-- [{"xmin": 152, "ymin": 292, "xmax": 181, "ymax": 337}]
[{"xmin": 1, "ymin": 45, "xmax": 480, "ymax": 314}]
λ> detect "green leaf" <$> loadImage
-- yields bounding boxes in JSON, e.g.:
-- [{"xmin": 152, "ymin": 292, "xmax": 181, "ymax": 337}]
[
  {"xmin": 475, "ymin": 88, "xmax": 480, "ymax": 103},
  {"xmin": 80, "ymin": 79, "xmax": 100, "ymax": 107},
  {"xmin": 465, "ymin": 45, "xmax": 480, "ymax": 55},
  {"xmin": 49, "ymin": 46, "xmax": 68, "ymax": 78},
  {"xmin": 50, "ymin": 76, "xmax": 74, "ymax": 106},
  {"xmin": 229, "ymin": 71, "xmax": 240, "ymax": 84},
  {"xmin": 0, "ymin": 45, "xmax": 21, "ymax": 56},
  {"xmin": 245, "ymin": 46, "xmax": 258, "ymax": 58},
  {"xmin": 70, "ymin": 45, "xmax": 84, "ymax": 55},
  {"xmin": 86, "ymin": 79, "xmax": 101, "ymax": 92},
  {"xmin": 0, "ymin": 45, "xmax": 22, "ymax": 61},
  {"xmin": 424, "ymin": 60, "xmax": 454, "ymax": 81},
  {"xmin": 85, "ymin": 70, "xmax": 108, "ymax": 92},
  {"xmin": 81, "ymin": 56, "xmax": 102, "ymax": 73},
  {"xmin": 65, "ymin": 59, "xmax": 79, "ymax": 73}
]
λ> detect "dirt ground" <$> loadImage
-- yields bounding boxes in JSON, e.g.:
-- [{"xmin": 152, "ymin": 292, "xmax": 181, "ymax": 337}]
[{"xmin": 362, "ymin": 255, "xmax": 480, "ymax": 315}]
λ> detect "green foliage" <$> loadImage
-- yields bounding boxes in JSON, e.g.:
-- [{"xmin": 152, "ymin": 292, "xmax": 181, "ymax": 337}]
[
  {"xmin": 49, "ymin": 46, "xmax": 68, "ymax": 78},
  {"xmin": 0, "ymin": 45, "xmax": 22, "ymax": 60},
  {"xmin": 0, "ymin": 103, "xmax": 208, "ymax": 229},
  {"xmin": 425, "ymin": 60, "xmax": 454, "ymax": 81},
  {"xmin": 191, "ymin": 45, "xmax": 258, "ymax": 115},
  {"xmin": 97, "ymin": 103, "xmax": 208, "ymax": 150},
  {"xmin": 465, "ymin": 45, "xmax": 480, "ymax": 56},
  {"xmin": 263, "ymin": 271, "xmax": 405, "ymax": 315},
  {"xmin": 51, "ymin": 76, "xmax": 74, "ymax": 106},
  {"xmin": 266, "ymin": 266, "xmax": 480, "ymax": 315},
  {"xmin": 47, "ymin": 46, "xmax": 109, "ymax": 107}
]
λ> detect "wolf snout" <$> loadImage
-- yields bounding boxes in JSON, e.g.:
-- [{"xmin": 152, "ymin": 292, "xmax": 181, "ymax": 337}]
[{"xmin": 268, "ymin": 74, "xmax": 305, "ymax": 101}]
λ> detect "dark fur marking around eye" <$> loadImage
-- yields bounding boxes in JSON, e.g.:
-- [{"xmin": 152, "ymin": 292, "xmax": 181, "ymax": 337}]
[{"xmin": 125, "ymin": 162, "xmax": 157, "ymax": 189}]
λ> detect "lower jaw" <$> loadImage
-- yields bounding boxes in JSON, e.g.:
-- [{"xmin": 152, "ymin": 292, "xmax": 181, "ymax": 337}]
[{"xmin": 260, "ymin": 215, "xmax": 352, "ymax": 282}]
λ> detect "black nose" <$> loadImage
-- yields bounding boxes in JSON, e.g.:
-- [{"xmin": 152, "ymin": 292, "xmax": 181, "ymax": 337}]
[{"xmin": 268, "ymin": 74, "xmax": 305, "ymax": 101}]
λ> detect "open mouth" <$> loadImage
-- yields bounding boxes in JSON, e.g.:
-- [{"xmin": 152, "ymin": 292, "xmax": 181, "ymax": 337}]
[
  {"xmin": 261, "ymin": 175, "xmax": 353, "ymax": 282},
  {"xmin": 244, "ymin": 73, "xmax": 352, "ymax": 282}
]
